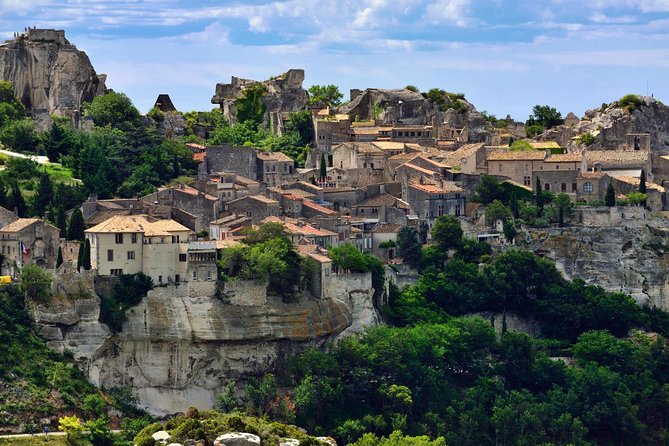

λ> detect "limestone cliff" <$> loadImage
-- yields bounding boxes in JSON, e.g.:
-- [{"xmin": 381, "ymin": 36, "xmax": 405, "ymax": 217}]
[
  {"xmin": 517, "ymin": 207, "xmax": 669, "ymax": 309},
  {"xmin": 211, "ymin": 69, "xmax": 308, "ymax": 129},
  {"xmin": 0, "ymin": 28, "xmax": 106, "ymax": 127},
  {"xmin": 32, "ymin": 275, "xmax": 378, "ymax": 416}
]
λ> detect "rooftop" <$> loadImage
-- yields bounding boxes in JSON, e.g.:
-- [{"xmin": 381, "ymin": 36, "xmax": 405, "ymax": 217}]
[
  {"xmin": 545, "ymin": 153, "xmax": 583, "ymax": 163},
  {"xmin": 487, "ymin": 150, "xmax": 547, "ymax": 161},
  {"xmin": 585, "ymin": 150, "xmax": 649, "ymax": 164},
  {"xmin": 530, "ymin": 141, "xmax": 561, "ymax": 150},
  {"xmin": 355, "ymin": 193, "xmax": 404, "ymax": 208},
  {"xmin": 0, "ymin": 218, "xmax": 41, "ymax": 233},
  {"xmin": 302, "ymin": 200, "xmax": 338, "ymax": 215},
  {"xmin": 85, "ymin": 215, "xmax": 190, "ymax": 236},
  {"xmin": 262, "ymin": 216, "xmax": 337, "ymax": 238},
  {"xmin": 410, "ymin": 181, "xmax": 463, "ymax": 194},
  {"xmin": 612, "ymin": 175, "xmax": 665, "ymax": 192},
  {"xmin": 257, "ymin": 151, "xmax": 294, "ymax": 162},
  {"xmin": 372, "ymin": 223, "xmax": 403, "ymax": 233}
]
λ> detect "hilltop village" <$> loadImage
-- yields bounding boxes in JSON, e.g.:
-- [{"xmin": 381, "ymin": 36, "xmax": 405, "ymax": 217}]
[{"xmin": 6, "ymin": 28, "xmax": 669, "ymax": 446}]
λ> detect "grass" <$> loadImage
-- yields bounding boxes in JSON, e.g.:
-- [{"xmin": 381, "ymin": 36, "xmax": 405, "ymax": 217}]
[
  {"xmin": 42, "ymin": 163, "xmax": 81, "ymax": 185},
  {"xmin": 0, "ymin": 436, "xmax": 77, "ymax": 445}
]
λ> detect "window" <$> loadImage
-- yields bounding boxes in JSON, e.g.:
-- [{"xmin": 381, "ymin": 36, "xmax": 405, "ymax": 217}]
[
  {"xmin": 115, "ymin": 233, "xmax": 124, "ymax": 244},
  {"xmin": 175, "ymin": 274, "xmax": 180, "ymax": 283},
  {"xmin": 207, "ymin": 270, "xmax": 212, "ymax": 280},
  {"xmin": 131, "ymin": 233, "xmax": 137, "ymax": 244},
  {"xmin": 107, "ymin": 249, "xmax": 114, "ymax": 261},
  {"xmin": 583, "ymin": 182, "xmax": 593, "ymax": 193},
  {"xmin": 572, "ymin": 183, "xmax": 578, "ymax": 192},
  {"xmin": 544, "ymin": 183, "xmax": 550, "ymax": 191},
  {"xmin": 110, "ymin": 268, "xmax": 123, "ymax": 276},
  {"xmin": 193, "ymin": 270, "xmax": 197, "ymax": 280},
  {"xmin": 556, "ymin": 165, "xmax": 559, "ymax": 170},
  {"xmin": 561, "ymin": 183, "xmax": 567, "ymax": 192},
  {"xmin": 499, "ymin": 164, "xmax": 503, "ymax": 172},
  {"xmin": 437, "ymin": 204, "xmax": 444, "ymax": 216},
  {"xmin": 127, "ymin": 251, "xmax": 135, "ymax": 260},
  {"xmin": 158, "ymin": 275, "xmax": 162, "ymax": 283},
  {"xmin": 523, "ymin": 176, "xmax": 531, "ymax": 186},
  {"xmin": 179, "ymin": 253, "xmax": 187, "ymax": 262},
  {"xmin": 172, "ymin": 235, "xmax": 180, "ymax": 243},
  {"xmin": 455, "ymin": 204, "xmax": 461, "ymax": 216}
]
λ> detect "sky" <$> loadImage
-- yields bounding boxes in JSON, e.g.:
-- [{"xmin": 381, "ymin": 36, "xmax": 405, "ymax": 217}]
[{"xmin": 1, "ymin": 0, "xmax": 668, "ymax": 121}]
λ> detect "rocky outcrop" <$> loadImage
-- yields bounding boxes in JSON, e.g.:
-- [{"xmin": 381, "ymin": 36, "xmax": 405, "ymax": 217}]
[
  {"xmin": 518, "ymin": 207, "xmax": 669, "ymax": 309},
  {"xmin": 32, "ymin": 276, "xmax": 377, "ymax": 416},
  {"xmin": 211, "ymin": 69, "xmax": 308, "ymax": 129},
  {"xmin": 0, "ymin": 28, "xmax": 106, "ymax": 128}
]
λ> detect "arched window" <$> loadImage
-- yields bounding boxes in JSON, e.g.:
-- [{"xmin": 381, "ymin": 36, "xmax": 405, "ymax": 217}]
[{"xmin": 583, "ymin": 182, "xmax": 593, "ymax": 193}]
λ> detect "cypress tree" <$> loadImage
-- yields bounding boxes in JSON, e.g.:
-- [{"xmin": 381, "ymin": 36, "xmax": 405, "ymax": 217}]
[
  {"xmin": 535, "ymin": 177, "xmax": 544, "ymax": 209},
  {"xmin": 56, "ymin": 206, "xmax": 67, "ymax": 237},
  {"xmin": 77, "ymin": 240, "xmax": 84, "ymax": 271},
  {"xmin": 0, "ymin": 179, "xmax": 8, "ymax": 210},
  {"xmin": 67, "ymin": 208, "xmax": 85, "ymax": 241},
  {"xmin": 509, "ymin": 192, "xmax": 519, "ymax": 218},
  {"xmin": 639, "ymin": 169, "xmax": 647, "ymax": 194},
  {"xmin": 605, "ymin": 182, "xmax": 616, "ymax": 207},
  {"xmin": 33, "ymin": 172, "xmax": 54, "ymax": 217},
  {"xmin": 82, "ymin": 239, "xmax": 91, "ymax": 270},
  {"xmin": 56, "ymin": 247, "xmax": 63, "ymax": 268},
  {"xmin": 10, "ymin": 181, "xmax": 27, "ymax": 217},
  {"xmin": 319, "ymin": 153, "xmax": 327, "ymax": 181}
]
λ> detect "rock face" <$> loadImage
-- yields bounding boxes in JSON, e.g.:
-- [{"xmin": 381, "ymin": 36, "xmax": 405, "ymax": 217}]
[
  {"xmin": 211, "ymin": 69, "xmax": 308, "ymax": 129},
  {"xmin": 32, "ymin": 276, "xmax": 377, "ymax": 416},
  {"xmin": 214, "ymin": 432, "xmax": 261, "ymax": 446},
  {"xmin": 518, "ymin": 207, "xmax": 669, "ymax": 309},
  {"xmin": 0, "ymin": 28, "xmax": 106, "ymax": 127}
]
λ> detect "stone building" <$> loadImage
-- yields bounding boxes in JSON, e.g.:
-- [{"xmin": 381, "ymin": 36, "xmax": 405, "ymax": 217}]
[
  {"xmin": 256, "ymin": 151, "xmax": 296, "ymax": 187},
  {"xmin": 577, "ymin": 171, "xmax": 610, "ymax": 202},
  {"xmin": 85, "ymin": 215, "xmax": 191, "ymax": 284},
  {"xmin": 406, "ymin": 181, "xmax": 465, "ymax": 238},
  {"xmin": 611, "ymin": 176, "xmax": 665, "ymax": 210},
  {"xmin": 486, "ymin": 150, "xmax": 583, "ymax": 187},
  {"xmin": 186, "ymin": 242, "xmax": 217, "ymax": 283},
  {"xmin": 262, "ymin": 216, "xmax": 338, "ymax": 247},
  {"xmin": 435, "ymin": 143, "xmax": 486, "ymax": 174},
  {"xmin": 226, "ymin": 195, "xmax": 280, "ymax": 224},
  {"xmin": 209, "ymin": 214, "xmax": 252, "ymax": 240},
  {"xmin": 203, "ymin": 145, "xmax": 258, "ymax": 179},
  {"xmin": 322, "ymin": 188, "xmax": 366, "ymax": 213},
  {"xmin": 143, "ymin": 184, "xmax": 220, "ymax": 233},
  {"xmin": 0, "ymin": 218, "xmax": 60, "ymax": 277},
  {"xmin": 352, "ymin": 193, "xmax": 410, "ymax": 223}
]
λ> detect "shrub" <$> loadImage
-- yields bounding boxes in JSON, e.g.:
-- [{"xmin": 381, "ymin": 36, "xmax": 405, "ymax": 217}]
[
  {"xmin": 619, "ymin": 94, "xmax": 644, "ymax": 112},
  {"xmin": 578, "ymin": 133, "xmax": 596, "ymax": 146}
]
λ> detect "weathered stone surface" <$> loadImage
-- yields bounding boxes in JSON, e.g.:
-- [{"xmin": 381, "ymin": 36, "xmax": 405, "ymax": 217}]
[
  {"xmin": 518, "ymin": 209, "xmax": 669, "ymax": 309},
  {"xmin": 316, "ymin": 437, "xmax": 337, "ymax": 446},
  {"xmin": 153, "ymin": 430, "xmax": 171, "ymax": 442},
  {"xmin": 0, "ymin": 29, "xmax": 106, "ymax": 127},
  {"xmin": 211, "ymin": 69, "xmax": 308, "ymax": 128},
  {"xmin": 214, "ymin": 432, "xmax": 261, "ymax": 446},
  {"xmin": 280, "ymin": 439, "xmax": 300, "ymax": 446}
]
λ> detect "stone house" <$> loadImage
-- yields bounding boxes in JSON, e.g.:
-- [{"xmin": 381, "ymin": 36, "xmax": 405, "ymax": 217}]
[
  {"xmin": 486, "ymin": 150, "xmax": 583, "ymax": 188},
  {"xmin": 322, "ymin": 187, "xmax": 366, "ymax": 213},
  {"xmin": 611, "ymin": 175, "xmax": 665, "ymax": 210},
  {"xmin": 333, "ymin": 142, "xmax": 386, "ymax": 171},
  {"xmin": 0, "ymin": 218, "xmax": 60, "ymax": 277},
  {"xmin": 584, "ymin": 150, "xmax": 651, "ymax": 179},
  {"xmin": 302, "ymin": 200, "xmax": 339, "ymax": 219},
  {"xmin": 311, "ymin": 113, "xmax": 352, "ymax": 168},
  {"xmin": 203, "ymin": 144, "xmax": 258, "ymax": 179},
  {"xmin": 226, "ymin": 195, "xmax": 280, "ymax": 224},
  {"xmin": 262, "ymin": 216, "xmax": 339, "ymax": 247},
  {"xmin": 209, "ymin": 214, "xmax": 252, "ymax": 240},
  {"xmin": 352, "ymin": 193, "xmax": 410, "ymax": 222},
  {"xmin": 577, "ymin": 171, "xmax": 610, "ymax": 202},
  {"xmin": 406, "ymin": 181, "xmax": 465, "ymax": 237},
  {"xmin": 296, "ymin": 243, "xmax": 332, "ymax": 299},
  {"xmin": 187, "ymin": 241, "xmax": 218, "ymax": 283},
  {"xmin": 85, "ymin": 215, "xmax": 191, "ymax": 284},
  {"xmin": 256, "ymin": 151, "xmax": 296, "ymax": 187},
  {"xmin": 370, "ymin": 223, "xmax": 401, "ymax": 260},
  {"xmin": 143, "ymin": 184, "xmax": 220, "ymax": 233},
  {"xmin": 434, "ymin": 143, "xmax": 486, "ymax": 174}
]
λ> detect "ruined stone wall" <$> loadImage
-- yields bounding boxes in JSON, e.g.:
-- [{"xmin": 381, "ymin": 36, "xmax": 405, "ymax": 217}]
[
  {"xmin": 223, "ymin": 279, "xmax": 267, "ymax": 306},
  {"xmin": 205, "ymin": 145, "xmax": 257, "ymax": 179}
]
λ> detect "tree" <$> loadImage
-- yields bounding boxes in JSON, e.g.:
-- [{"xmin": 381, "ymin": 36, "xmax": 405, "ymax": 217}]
[
  {"xmin": 328, "ymin": 243, "xmax": 370, "ymax": 272},
  {"xmin": 485, "ymin": 200, "xmax": 513, "ymax": 226},
  {"xmin": 9, "ymin": 180, "xmax": 26, "ymax": 217},
  {"xmin": 286, "ymin": 110, "xmax": 314, "ymax": 146},
  {"xmin": 216, "ymin": 381, "xmax": 242, "ymax": 413},
  {"xmin": 503, "ymin": 221, "xmax": 517, "ymax": 243},
  {"xmin": 84, "ymin": 92, "xmax": 141, "ymax": 130},
  {"xmin": 535, "ymin": 177, "xmax": 544, "ymax": 209},
  {"xmin": 308, "ymin": 84, "xmax": 343, "ymax": 107},
  {"xmin": 82, "ymin": 238, "xmax": 91, "ymax": 270},
  {"xmin": 639, "ymin": 169, "xmax": 647, "ymax": 206},
  {"xmin": 474, "ymin": 174, "xmax": 505, "ymax": 204},
  {"xmin": 509, "ymin": 140, "xmax": 533, "ymax": 151},
  {"xmin": 245, "ymin": 374, "xmax": 277, "ymax": 415},
  {"xmin": 19, "ymin": 264, "xmax": 52, "ymax": 302},
  {"xmin": 41, "ymin": 119, "xmax": 72, "ymax": 162},
  {"xmin": 431, "ymin": 215, "xmax": 463, "ymax": 250},
  {"xmin": 527, "ymin": 105, "xmax": 563, "ymax": 129},
  {"xmin": 397, "ymin": 226, "xmax": 422, "ymax": 269},
  {"xmin": 55, "ymin": 205, "xmax": 67, "ymax": 236},
  {"xmin": 626, "ymin": 192, "xmax": 647, "ymax": 206},
  {"xmin": 605, "ymin": 182, "xmax": 616, "ymax": 207},
  {"xmin": 82, "ymin": 394, "xmax": 108, "ymax": 417},
  {"xmin": 86, "ymin": 417, "xmax": 115, "ymax": 446},
  {"xmin": 236, "ymin": 84, "xmax": 267, "ymax": 128},
  {"xmin": 0, "ymin": 80, "xmax": 27, "ymax": 128},
  {"xmin": 32, "ymin": 171, "xmax": 53, "ymax": 217},
  {"xmin": 77, "ymin": 240, "xmax": 84, "ymax": 271},
  {"xmin": 58, "ymin": 415, "xmax": 84, "ymax": 441},
  {"xmin": 553, "ymin": 193, "xmax": 573, "ymax": 227},
  {"xmin": 0, "ymin": 118, "xmax": 37, "ymax": 152},
  {"xmin": 56, "ymin": 247, "xmax": 63, "ymax": 268},
  {"xmin": 67, "ymin": 208, "xmax": 85, "ymax": 240},
  {"xmin": 320, "ymin": 152, "xmax": 327, "ymax": 181}
]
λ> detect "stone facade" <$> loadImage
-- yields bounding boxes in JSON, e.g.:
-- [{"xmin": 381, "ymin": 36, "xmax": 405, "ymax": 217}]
[
  {"xmin": 223, "ymin": 279, "xmax": 268, "ymax": 306},
  {"xmin": 0, "ymin": 218, "xmax": 60, "ymax": 277},
  {"xmin": 226, "ymin": 195, "xmax": 280, "ymax": 224},
  {"xmin": 204, "ymin": 145, "xmax": 258, "ymax": 179}
]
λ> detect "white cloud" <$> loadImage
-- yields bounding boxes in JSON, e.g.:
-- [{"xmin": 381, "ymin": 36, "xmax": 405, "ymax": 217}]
[
  {"xmin": 425, "ymin": 0, "xmax": 472, "ymax": 26},
  {"xmin": 0, "ymin": 0, "xmax": 49, "ymax": 14}
]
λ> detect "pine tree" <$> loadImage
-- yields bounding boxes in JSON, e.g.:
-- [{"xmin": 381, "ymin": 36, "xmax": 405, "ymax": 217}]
[
  {"xmin": 10, "ymin": 181, "xmax": 27, "ymax": 217},
  {"xmin": 33, "ymin": 172, "xmax": 54, "ymax": 217},
  {"xmin": 56, "ymin": 206, "xmax": 67, "ymax": 237},
  {"xmin": 509, "ymin": 192, "xmax": 519, "ymax": 218},
  {"xmin": 67, "ymin": 208, "xmax": 85, "ymax": 241},
  {"xmin": 82, "ymin": 239, "xmax": 91, "ymax": 270},
  {"xmin": 605, "ymin": 182, "xmax": 616, "ymax": 207},
  {"xmin": 56, "ymin": 247, "xmax": 63, "ymax": 268},
  {"xmin": 319, "ymin": 153, "xmax": 327, "ymax": 181},
  {"xmin": 0, "ymin": 179, "xmax": 8, "ymax": 210},
  {"xmin": 535, "ymin": 177, "xmax": 544, "ymax": 209}
]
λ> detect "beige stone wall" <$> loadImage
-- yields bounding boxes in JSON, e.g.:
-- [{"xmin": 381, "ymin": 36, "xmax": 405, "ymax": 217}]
[
  {"xmin": 328, "ymin": 273, "xmax": 373, "ymax": 301},
  {"xmin": 573, "ymin": 206, "xmax": 648, "ymax": 227},
  {"xmin": 223, "ymin": 279, "xmax": 267, "ymax": 306},
  {"xmin": 88, "ymin": 233, "xmax": 143, "ymax": 274}
]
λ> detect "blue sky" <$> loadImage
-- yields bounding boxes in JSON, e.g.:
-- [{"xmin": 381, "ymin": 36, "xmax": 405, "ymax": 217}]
[{"xmin": 1, "ymin": 0, "xmax": 669, "ymax": 121}]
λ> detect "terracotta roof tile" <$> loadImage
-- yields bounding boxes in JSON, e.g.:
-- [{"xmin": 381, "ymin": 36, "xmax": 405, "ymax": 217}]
[
  {"xmin": 488, "ymin": 150, "xmax": 547, "ymax": 161},
  {"xmin": 0, "ymin": 218, "xmax": 40, "ymax": 232}
]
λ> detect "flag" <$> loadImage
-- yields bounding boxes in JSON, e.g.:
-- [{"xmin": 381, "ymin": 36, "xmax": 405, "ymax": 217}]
[{"xmin": 20, "ymin": 240, "xmax": 28, "ymax": 256}]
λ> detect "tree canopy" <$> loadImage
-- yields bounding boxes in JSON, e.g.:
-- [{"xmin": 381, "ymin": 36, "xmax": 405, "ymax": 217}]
[{"xmin": 308, "ymin": 84, "xmax": 343, "ymax": 107}]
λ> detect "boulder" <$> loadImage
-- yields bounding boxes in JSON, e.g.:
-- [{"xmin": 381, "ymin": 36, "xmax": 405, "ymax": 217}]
[
  {"xmin": 213, "ymin": 432, "xmax": 261, "ymax": 446},
  {"xmin": 280, "ymin": 439, "xmax": 300, "ymax": 446},
  {"xmin": 152, "ymin": 430, "xmax": 171, "ymax": 442},
  {"xmin": 316, "ymin": 437, "xmax": 337, "ymax": 446}
]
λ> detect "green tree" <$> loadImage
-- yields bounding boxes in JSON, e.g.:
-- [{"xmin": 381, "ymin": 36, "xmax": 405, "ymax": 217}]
[
  {"xmin": 86, "ymin": 417, "xmax": 115, "ymax": 446},
  {"xmin": 41, "ymin": 119, "xmax": 73, "ymax": 162},
  {"xmin": 0, "ymin": 80, "xmax": 27, "ymax": 127},
  {"xmin": 58, "ymin": 415, "xmax": 84, "ymax": 442},
  {"xmin": 67, "ymin": 208, "xmax": 85, "ymax": 240},
  {"xmin": 19, "ymin": 264, "xmax": 52, "ymax": 302},
  {"xmin": 485, "ymin": 200, "xmax": 513, "ymax": 226},
  {"xmin": 320, "ymin": 152, "xmax": 327, "ymax": 180},
  {"xmin": 431, "ymin": 215, "xmax": 463, "ymax": 250},
  {"xmin": 554, "ymin": 193, "xmax": 573, "ymax": 227},
  {"xmin": 285, "ymin": 110, "xmax": 314, "ymax": 146},
  {"xmin": 56, "ymin": 246, "xmax": 63, "ymax": 268},
  {"xmin": 237, "ymin": 84, "xmax": 267, "ymax": 128},
  {"xmin": 503, "ymin": 221, "xmax": 517, "ymax": 243},
  {"xmin": 9, "ymin": 180, "xmax": 26, "ymax": 217},
  {"xmin": 82, "ymin": 394, "xmax": 108, "ymax": 417},
  {"xmin": 474, "ymin": 174, "xmax": 505, "ymax": 204},
  {"xmin": 308, "ymin": 84, "xmax": 343, "ymax": 107},
  {"xmin": 328, "ymin": 243, "xmax": 369, "ymax": 272},
  {"xmin": 605, "ymin": 182, "xmax": 616, "ymax": 207},
  {"xmin": 509, "ymin": 192, "xmax": 519, "ymax": 218},
  {"xmin": 216, "ymin": 381, "xmax": 242, "ymax": 413},
  {"xmin": 55, "ymin": 205, "xmax": 67, "ymax": 236},
  {"xmin": 535, "ymin": 177, "xmax": 544, "ymax": 209},
  {"xmin": 32, "ymin": 171, "xmax": 54, "ymax": 217},
  {"xmin": 85, "ymin": 92, "xmax": 141, "ymax": 130},
  {"xmin": 396, "ymin": 226, "xmax": 422, "ymax": 269},
  {"xmin": 626, "ymin": 192, "xmax": 647, "ymax": 206},
  {"xmin": 0, "ymin": 118, "xmax": 37, "ymax": 152},
  {"xmin": 82, "ymin": 238, "xmax": 91, "ymax": 270},
  {"xmin": 245, "ymin": 374, "xmax": 277, "ymax": 415},
  {"xmin": 509, "ymin": 140, "xmax": 533, "ymax": 151},
  {"xmin": 527, "ymin": 105, "xmax": 563, "ymax": 129}
]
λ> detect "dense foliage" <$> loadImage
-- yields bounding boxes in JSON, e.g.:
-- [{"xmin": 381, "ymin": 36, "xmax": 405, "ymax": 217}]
[{"xmin": 99, "ymin": 273, "xmax": 154, "ymax": 333}]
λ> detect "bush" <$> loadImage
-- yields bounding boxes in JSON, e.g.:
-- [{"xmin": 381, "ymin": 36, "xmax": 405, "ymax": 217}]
[
  {"xmin": 619, "ymin": 94, "xmax": 644, "ymax": 112},
  {"xmin": 19, "ymin": 264, "xmax": 52, "ymax": 302},
  {"xmin": 100, "ymin": 273, "xmax": 154, "ymax": 333},
  {"xmin": 578, "ymin": 133, "xmax": 596, "ymax": 146}
]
